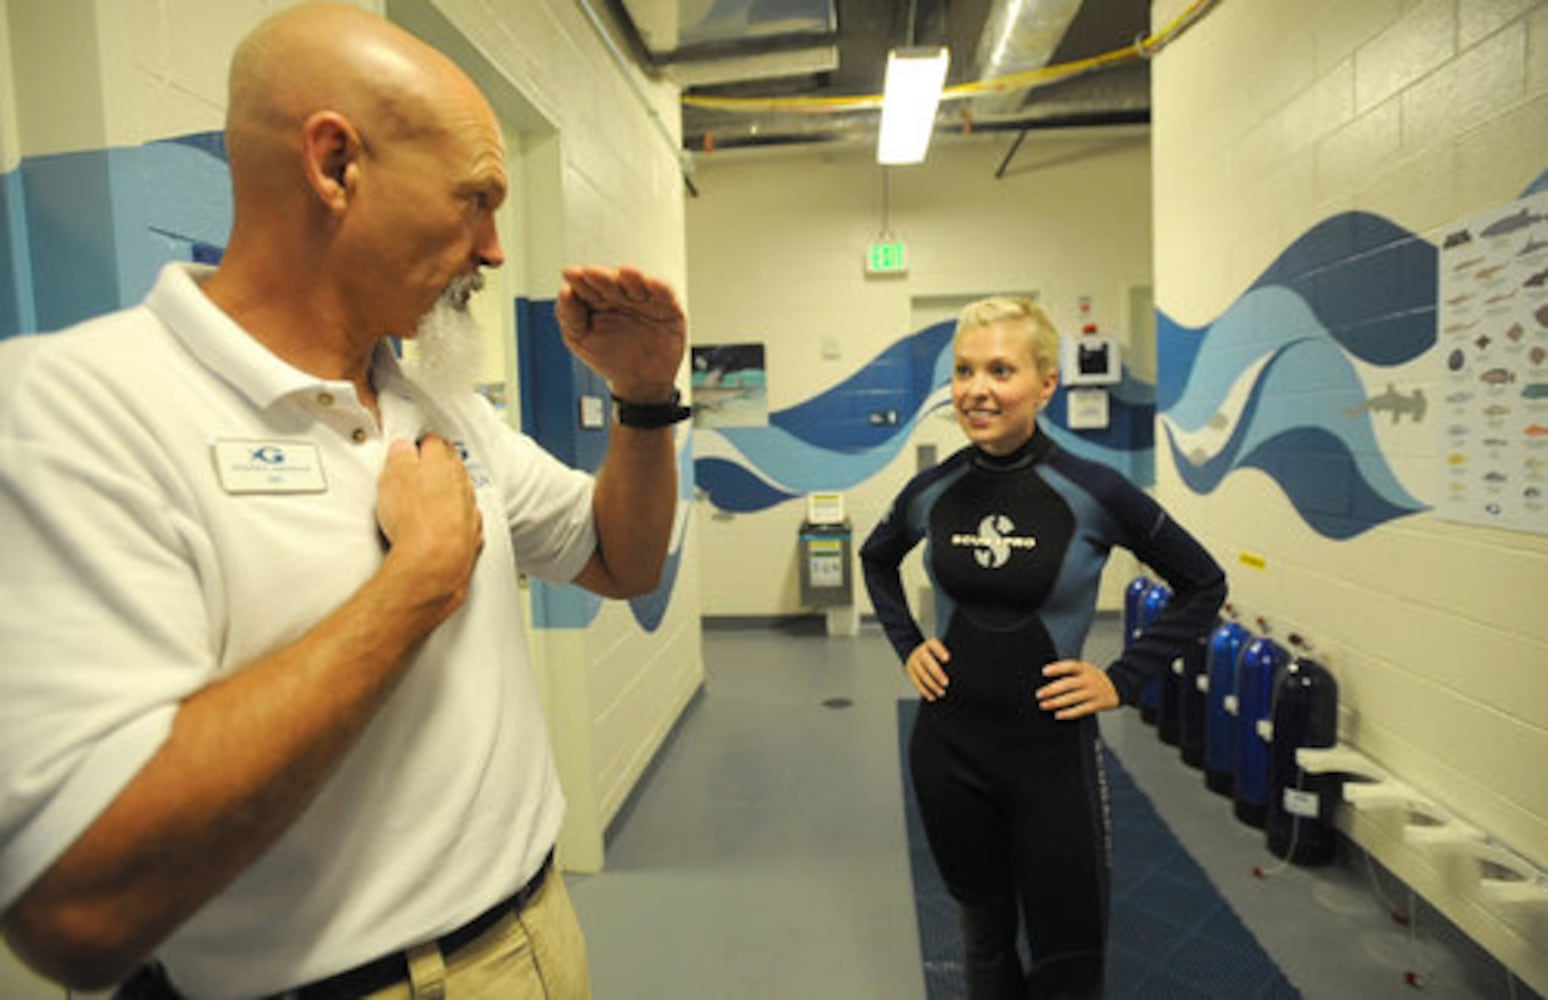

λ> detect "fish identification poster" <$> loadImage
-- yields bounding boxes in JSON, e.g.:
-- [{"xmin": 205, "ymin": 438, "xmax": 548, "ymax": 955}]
[{"xmin": 1435, "ymin": 189, "xmax": 1548, "ymax": 535}]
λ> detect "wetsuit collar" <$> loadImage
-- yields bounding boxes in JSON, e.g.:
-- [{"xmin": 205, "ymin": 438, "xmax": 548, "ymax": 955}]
[{"xmin": 971, "ymin": 424, "xmax": 1054, "ymax": 471}]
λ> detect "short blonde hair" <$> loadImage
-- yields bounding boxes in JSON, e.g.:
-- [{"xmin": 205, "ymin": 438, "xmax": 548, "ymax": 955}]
[{"xmin": 955, "ymin": 296, "xmax": 1060, "ymax": 375}]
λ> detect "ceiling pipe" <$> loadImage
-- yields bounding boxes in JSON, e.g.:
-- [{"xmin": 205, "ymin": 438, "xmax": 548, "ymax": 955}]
[
  {"xmin": 970, "ymin": 0, "xmax": 1085, "ymax": 118},
  {"xmin": 684, "ymin": 106, "xmax": 1147, "ymax": 154}
]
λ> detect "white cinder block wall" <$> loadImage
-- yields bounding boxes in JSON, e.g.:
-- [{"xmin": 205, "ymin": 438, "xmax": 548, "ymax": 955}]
[
  {"xmin": 686, "ymin": 134, "xmax": 1156, "ymax": 618},
  {"xmin": 415, "ymin": 0, "xmax": 703, "ymax": 872},
  {"xmin": 1152, "ymin": 0, "xmax": 1547, "ymax": 988},
  {"xmin": 0, "ymin": 0, "xmax": 698, "ymax": 992}
]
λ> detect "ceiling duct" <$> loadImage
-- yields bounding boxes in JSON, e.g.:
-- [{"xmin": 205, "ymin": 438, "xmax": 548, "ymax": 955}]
[
  {"xmin": 613, "ymin": 0, "xmax": 841, "ymax": 87},
  {"xmin": 970, "ymin": 0, "xmax": 1084, "ymax": 118},
  {"xmin": 650, "ymin": 0, "xmax": 1171, "ymax": 153},
  {"xmin": 665, "ymin": 44, "xmax": 839, "ymax": 88}
]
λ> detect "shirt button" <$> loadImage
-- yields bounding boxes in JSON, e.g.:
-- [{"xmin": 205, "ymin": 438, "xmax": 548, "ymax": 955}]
[
  {"xmin": 351, "ymin": 428, "xmax": 368, "ymax": 443},
  {"xmin": 317, "ymin": 392, "xmax": 335, "ymax": 407}
]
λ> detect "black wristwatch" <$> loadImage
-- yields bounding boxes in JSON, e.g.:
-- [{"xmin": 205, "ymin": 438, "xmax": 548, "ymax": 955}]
[{"xmin": 612, "ymin": 388, "xmax": 693, "ymax": 428}]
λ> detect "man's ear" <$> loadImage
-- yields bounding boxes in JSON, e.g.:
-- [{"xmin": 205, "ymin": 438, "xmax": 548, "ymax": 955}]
[{"xmin": 300, "ymin": 111, "xmax": 358, "ymax": 214}]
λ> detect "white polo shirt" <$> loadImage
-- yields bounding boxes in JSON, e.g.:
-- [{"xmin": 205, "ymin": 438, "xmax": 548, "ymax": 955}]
[{"xmin": 0, "ymin": 264, "xmax": 597, "ymax": 998}]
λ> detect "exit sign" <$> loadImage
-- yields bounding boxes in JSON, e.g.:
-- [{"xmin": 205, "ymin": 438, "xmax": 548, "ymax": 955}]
[{"xmin": 866, "ymin": 241, "xmax": 907, "ymax": 275}]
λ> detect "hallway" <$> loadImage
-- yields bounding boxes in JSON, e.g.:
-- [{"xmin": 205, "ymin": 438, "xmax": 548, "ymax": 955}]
[{"xmin": 568, "ymin": 619, "xmax": 1528, "ymax": 999}]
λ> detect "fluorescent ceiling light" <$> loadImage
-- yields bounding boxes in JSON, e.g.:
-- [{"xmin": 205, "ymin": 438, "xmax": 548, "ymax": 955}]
[{"xmin": 877, "ymin": 47, "xmax": 949, "ymax": 165}]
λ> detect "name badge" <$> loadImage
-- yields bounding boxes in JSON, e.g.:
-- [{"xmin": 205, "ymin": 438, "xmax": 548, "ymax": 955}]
[{"xmin": 213, "ymin": 440, "xmax": 327, "ymax": 494}]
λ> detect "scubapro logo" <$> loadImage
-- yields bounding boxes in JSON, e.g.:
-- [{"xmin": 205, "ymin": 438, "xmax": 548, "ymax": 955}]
[
  {"xmin": 250, "ymin": 446, "xmax": 285, "ymax": 465},
  {"xmin": 951, "ymin": 513, "xmax": 1036, "ymax": 569}
]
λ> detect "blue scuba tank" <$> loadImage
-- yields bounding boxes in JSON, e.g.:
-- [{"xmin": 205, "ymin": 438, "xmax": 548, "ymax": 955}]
[
  {"xmin": 1232, "ymin": 635, "xmax": 1291, "ymax": 828},
  {"xmin": 1136, "ymin": 581, "xmax": 1170, "ymax": 726},
  {"xmin": 1203, "ymin": 620, "xmax": 1250, "ymax": 796},
  {"xmin": 1266, "ymin": 656, "xmax": 1341, "ymax": 864}
]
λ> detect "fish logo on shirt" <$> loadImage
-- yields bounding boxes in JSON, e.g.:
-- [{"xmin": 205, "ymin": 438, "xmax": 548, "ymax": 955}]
[
  {"xmin": 952, "ymin": 514, "xmax": 1036, "ymax": 569},
  {"xmin": 449, "ymin": 439, "xmax": 493, "ymax": 490}
]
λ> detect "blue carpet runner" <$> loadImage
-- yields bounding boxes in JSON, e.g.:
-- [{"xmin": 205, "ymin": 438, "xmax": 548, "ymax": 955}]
[{"xmin": 898, "ymin": 700, "xmax": 1300, "ymax": 998}]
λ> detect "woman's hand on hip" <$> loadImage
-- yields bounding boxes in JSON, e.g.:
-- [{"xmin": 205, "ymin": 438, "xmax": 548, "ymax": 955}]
[
  {"xmin": 906, "ymin": 638, "xmax": 951, "ymax": 701},
  {"xmin": 1035, "ymin": 660, "xmax": 1119, "ymax": 720}
]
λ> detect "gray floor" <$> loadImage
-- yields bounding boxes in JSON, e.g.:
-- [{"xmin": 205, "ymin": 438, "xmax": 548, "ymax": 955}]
[{"xmin": 568, "ymin": 618, "xmax": 1535, "ymax": 999}]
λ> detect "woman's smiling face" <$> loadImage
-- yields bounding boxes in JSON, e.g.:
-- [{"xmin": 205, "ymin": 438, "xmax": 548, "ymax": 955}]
[{"xmin": 951, "ymin": 320, "xmax": 1058, "ymax": 456}]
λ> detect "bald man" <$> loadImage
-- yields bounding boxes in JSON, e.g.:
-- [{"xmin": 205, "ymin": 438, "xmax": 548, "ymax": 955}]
[{"xmin": 0, "ymin": 4, "xmax": 686, "ymax": 997}]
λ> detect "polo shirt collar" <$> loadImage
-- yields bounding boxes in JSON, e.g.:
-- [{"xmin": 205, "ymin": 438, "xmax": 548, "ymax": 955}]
[{"xmin": 147, "ymin": 262, "xmax": 403, "ymax": 409}]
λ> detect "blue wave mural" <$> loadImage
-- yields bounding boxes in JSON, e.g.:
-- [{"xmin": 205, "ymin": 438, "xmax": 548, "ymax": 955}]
[
  {"xmin": 1, "ymin": 131, "xmax": 232, "ymax": 340},
  {"xmin": 527, "ymin": 430, "xmax": 697, "ymax": 632},
  {"xmin": 1156, "ymin": 211, "xmax": 1435, "ymax": 539},
  {"xmin": 695, "ymin": 320, "xmax": 1158, "ymax": 513}
]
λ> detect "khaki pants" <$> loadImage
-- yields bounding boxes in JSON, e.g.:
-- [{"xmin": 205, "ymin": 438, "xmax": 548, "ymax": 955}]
[{"xmin": 363, "ymin": 869, "xmax": 590, "ymax": 1000}]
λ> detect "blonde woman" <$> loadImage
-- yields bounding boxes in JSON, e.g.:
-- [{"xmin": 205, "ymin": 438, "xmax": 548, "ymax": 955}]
[{"xmin": 861, "ymin": 297, "xmax": 1226, "ymax": 998}]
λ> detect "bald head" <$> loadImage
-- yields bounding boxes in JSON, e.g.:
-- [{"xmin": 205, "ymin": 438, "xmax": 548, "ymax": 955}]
[
  {"xmin": 225, "ymin": 3, "xmax": 490, "ymax": 203},
  {"xmin": 206, "ymin": 1, "xmax": 509, "ymax": 370}
]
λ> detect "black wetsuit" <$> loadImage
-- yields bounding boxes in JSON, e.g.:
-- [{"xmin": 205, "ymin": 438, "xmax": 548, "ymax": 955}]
[{"xmin": 861, "ymin": 431, "xmax": 1226, "ymax": 999}]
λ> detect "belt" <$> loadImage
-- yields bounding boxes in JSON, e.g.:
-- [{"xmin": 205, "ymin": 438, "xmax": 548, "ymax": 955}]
[{"xmin": 283, "ymin": 850, "xmax": 554, "ymax": 1000}]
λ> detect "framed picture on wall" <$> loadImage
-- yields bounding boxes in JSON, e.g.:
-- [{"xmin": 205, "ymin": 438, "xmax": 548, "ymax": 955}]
[{"xmin": 691, "ymin": 343, "xmax": 769, "ymax": 428}]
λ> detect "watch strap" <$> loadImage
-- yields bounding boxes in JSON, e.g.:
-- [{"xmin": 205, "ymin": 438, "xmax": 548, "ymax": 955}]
[{"xmin": 612, "ymin": 388, "xmax": 692, "ymax": 428}]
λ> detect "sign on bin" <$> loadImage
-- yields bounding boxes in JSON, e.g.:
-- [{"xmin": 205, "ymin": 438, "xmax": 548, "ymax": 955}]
[
  {"xmin": 798, "ymin": 520, "xmax": 852, "ymax": 607},
  {"xmin": 808, "ymin": 538, "xmax": 845, "ymax": 587}
]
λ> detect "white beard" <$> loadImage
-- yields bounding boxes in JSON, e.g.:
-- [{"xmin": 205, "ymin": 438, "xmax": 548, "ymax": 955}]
[{"xmin": 406, "ymin": 274, "xmax": 486, "ymax": 400}]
